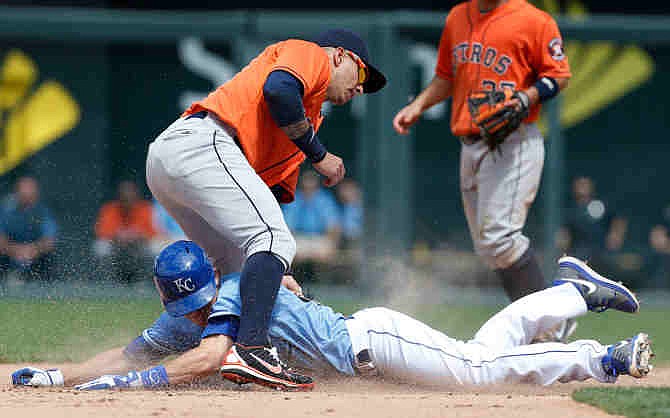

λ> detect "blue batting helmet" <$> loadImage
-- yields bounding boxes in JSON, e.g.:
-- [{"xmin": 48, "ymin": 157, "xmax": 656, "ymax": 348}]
[{"xmin": 153, "ymin": 240, "xmax": 217, "ymax": 317}]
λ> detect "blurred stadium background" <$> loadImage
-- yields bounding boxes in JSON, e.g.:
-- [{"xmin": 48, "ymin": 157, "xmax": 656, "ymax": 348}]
[{"xmin": 0, "ymin": 0, "xmax": 669, "ymax": 308}]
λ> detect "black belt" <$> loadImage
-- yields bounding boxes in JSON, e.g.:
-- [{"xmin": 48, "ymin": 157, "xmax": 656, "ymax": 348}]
[
  {"xmin": 459, "ymin": 134, "xmax": 483, "ymax": 145},
  {"xmin": 354, "ymin": 349, "xmax": 377, "ymax": 375},
  {"xmin": 185, "ymin": 110, "xmax": 208, "ymax": 120}
]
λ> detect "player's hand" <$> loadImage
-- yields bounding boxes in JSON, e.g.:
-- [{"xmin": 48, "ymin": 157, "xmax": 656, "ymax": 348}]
[
  {"xmin": 281, "ymin": 275, "xmax": 304, "ymax": 298},
  {"xmin": 11, "ymin": 367, "xmax": 64, "ymax": 387},
  {"xmin": 312, "ymin": 152, "xmax": 345, "ymax": 187},
  {"xmin": 75, "ymin": 371, "xmax": 142, "ymax": 390},
  {"xmin": 507, "ymin": 90, "xmax": 530, "ymax": 113},
  {"xmin": 393, "ymin": 103, "xmax": 422, "ymax": 135}
]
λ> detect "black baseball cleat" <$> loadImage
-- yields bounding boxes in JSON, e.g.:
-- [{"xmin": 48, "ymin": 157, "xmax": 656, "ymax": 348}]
[
  {"xmin": 553, "ymin": 256, "xmax": 640, "ymax": 313},
  {"xmin": 220, "ymin": 343, "xmax": 315, "ymax": 391}
]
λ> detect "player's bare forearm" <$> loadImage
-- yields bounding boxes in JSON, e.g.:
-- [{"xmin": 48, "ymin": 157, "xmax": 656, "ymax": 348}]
[
  {"xmin": 60, "ymin": 347, "xmax": 137, "ymax": 386},
  {"xmin": 412, "ymin": 76, "xmax": 453, "ymax": 112},
  {"xmin": 163, "ymin": 334, "xmax": 233, "ymax": 385},
  {"xmin": 393, "ymin": 76, "xmax": 452, "ymax": 135}
]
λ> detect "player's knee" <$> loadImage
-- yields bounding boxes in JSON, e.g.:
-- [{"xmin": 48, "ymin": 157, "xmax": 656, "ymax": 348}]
[
  {"xmin": 245, "ymin": 228, "xmax": 296, "ymax": 268},
  {"xmin": 475, "ymin": 229, "xmax": 526, "ymax": 269},
  {"xmin": 475, "ymin": 228, "xmax": 511, "ymax": 257}
]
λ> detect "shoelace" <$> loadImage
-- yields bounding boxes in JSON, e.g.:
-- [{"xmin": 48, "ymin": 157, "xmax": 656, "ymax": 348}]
[
  {"xmin": 267, "ymin": 347, "xmax": 288, "ymax": 369},
  {"xmin": 266, "ymin": 346, "xmax": 307, "ymax": 377}
]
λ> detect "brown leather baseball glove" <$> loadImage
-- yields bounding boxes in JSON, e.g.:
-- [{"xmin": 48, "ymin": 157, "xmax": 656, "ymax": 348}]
[{"xmin": 467, "ymin": 89, "xmax": 529, "ymax": 152}]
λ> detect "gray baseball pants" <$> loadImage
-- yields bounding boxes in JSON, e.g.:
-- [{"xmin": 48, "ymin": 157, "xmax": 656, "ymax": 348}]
[
  {"xmin": 145, "ymin": 113, "xmax": 296, "ymax": 275},
  {"xmin": 460, "ymin": 123, "xmax": 544, "ymax": 270}
]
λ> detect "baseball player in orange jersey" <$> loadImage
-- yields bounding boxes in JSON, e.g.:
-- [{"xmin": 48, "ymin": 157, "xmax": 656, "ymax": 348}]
[
  {"xmin": 393, "ymin": 0, "xmax": 572, "ymax": 339},
  {"xmin": 146, "ymin": 28, "xmax": 386, "ymax": 390}
]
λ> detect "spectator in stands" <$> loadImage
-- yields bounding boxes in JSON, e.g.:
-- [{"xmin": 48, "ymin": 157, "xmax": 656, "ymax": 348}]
[
  {"xmin": 556, "ymin": 176, "xmax": 628, "ymax": 273},
  {"xmin": 150, "ymin": 198, "xmax": 187, "ymax": 256},
  {"xmin": 93, "ymin": 180, "xmax": 156, "ymax": 283},
  {"xmin": 335, "ymin": 178, "xmax": 363, "ymax": 249},
  {"xmin": 282, "ymin": 170, "xmax": 341, "ymax": 279},
  {"xmin": 646, "ymin": 222, "xmax": 670, "ymax": 289},
  {"xmin": 0, "ymin": 176, "xmax": 57, "ymax": 281}
]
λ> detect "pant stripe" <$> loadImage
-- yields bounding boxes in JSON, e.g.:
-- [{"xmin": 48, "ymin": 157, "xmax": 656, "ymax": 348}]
[
  {"xmin": 367, "ymin": 329, "xmax": 590, "ymax": 368},
  {"xmin": 506, "ymin": 132, "xmax": 524, "ymax": 225},
  {"xmin": 211, "ymin": 131, "xmax": 274, "ymax": 254}
]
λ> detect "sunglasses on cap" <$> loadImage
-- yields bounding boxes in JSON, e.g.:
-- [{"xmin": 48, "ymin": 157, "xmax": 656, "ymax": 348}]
[{"xmin": 345, "ymin": 50, "xmax": 368, "ymax": 85}]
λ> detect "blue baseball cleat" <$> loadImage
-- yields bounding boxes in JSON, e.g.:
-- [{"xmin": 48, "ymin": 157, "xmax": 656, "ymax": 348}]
[
  {"xmin": 602, "ymin": 333, "xmax": 654, "ymax": 378},
  {"xmin": 553, "ymin": 256, "xmax": 640, "ymax": 313}
]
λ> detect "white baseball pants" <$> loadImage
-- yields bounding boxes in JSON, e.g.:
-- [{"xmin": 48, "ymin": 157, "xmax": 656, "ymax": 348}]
[
  {"xmin": 145, "ymin": 114, "xmax": 296, "ymax": 274},
  {"xmin": 345, "ymin": 283, "xmax": 614, "ymax": 386}
]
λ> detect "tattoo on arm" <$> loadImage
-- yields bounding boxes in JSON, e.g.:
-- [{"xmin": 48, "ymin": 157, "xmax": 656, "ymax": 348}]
[{"xmin": 282, "ymin": 119, "xmax": 310, "ymax": 140}]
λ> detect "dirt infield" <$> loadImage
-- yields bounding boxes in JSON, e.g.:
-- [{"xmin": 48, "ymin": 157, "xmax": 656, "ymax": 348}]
[{"xmin": 1, "ymin": 364, "xmax": 667, "ymax": 418}]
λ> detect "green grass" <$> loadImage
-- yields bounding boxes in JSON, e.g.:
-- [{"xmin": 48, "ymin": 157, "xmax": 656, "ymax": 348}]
[
  {"xmin": 573, "ymin": 387, "xmax": 670, "ymax": 418},
  {"xmin": 0, "ymin": 296, "xmax": 668, "ymax": 365},
  {"xmin": 0, "ymin": 298, "xmax": 163, "ymax": 362}
]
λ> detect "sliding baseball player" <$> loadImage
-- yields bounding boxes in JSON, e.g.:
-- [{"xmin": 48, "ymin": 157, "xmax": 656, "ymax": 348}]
[{"xmin": 12, "ymin": 241, "xmax": 652, "ymax": 390}]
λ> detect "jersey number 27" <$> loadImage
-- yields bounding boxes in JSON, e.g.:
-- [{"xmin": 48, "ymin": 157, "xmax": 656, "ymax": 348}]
[{"xmin": 482, "ymin": 80, "xmax": 516, "ymax": 91}]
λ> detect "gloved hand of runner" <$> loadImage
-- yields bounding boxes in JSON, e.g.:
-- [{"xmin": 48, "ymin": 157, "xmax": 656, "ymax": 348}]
[
  {"xmin": 75, "ymin": 371, "xmax": 142, "ymax": 390},
  {"xmin": 11, "ymin": 367, "xmax": 64, "ymax": 387}
]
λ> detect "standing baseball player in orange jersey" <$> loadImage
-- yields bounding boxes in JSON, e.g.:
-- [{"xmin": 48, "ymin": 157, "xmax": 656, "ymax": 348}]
[
  {"xmin": 393, "ymin": 0, "xmax": 572, "ymax": 339},
  {"xmin": 146, "ymin": 28, "xmax": 386, "ymax": 390}
]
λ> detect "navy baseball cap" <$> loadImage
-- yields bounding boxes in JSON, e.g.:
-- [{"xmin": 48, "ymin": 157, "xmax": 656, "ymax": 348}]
[{"xmin": 314, "ymin": 28, "xmax": 387, "ymax": 94}]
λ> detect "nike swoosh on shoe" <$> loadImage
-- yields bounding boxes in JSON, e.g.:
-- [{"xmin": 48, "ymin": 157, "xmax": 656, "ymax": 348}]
[
  {"xmin": 559, "ymin": 277, "xmax": 598, "ymax": 294},
  {"xmin": 249, "ymin": 352, "xmax": 283, "ymax": 375}
]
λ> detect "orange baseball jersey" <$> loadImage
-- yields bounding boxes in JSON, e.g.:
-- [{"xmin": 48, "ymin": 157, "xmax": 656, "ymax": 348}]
[
  {"xmin": 435, "ymin": 0, "xmax": 571, "ymax": 137},
  {"xmin": 183, "ymin": 39, "xmax": 330, "ymax": 202},
  {"xmin": 95, "ymin": 200, "xmax": 157, "ymax": 240}
]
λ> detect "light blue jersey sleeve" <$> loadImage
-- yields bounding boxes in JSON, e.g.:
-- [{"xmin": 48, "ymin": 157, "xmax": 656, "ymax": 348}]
[
  {"xmin": 210, "ymin": 273, "xmax": 356, "ymax": 376},
  {"xmin": 123, "ymin": 312, "xmax": 204, "ymax": 366},
  {"xmin": 209, "ymin": 273, "xmax": 243, "ymax": 318}
]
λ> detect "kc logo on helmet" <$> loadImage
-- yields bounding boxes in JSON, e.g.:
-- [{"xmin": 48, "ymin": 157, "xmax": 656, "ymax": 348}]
[{"xmin": 173, "ymin": 277, "xmax": 196, "ymax": 293}]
